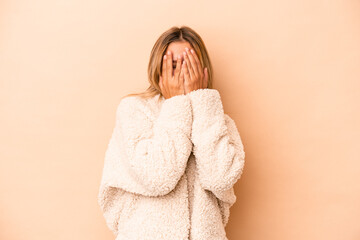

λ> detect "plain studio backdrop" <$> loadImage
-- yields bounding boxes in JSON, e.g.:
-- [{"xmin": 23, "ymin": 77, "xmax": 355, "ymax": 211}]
[{"xmin": 0, "ymin": 0, "xmax": 359, "ymax": 239}]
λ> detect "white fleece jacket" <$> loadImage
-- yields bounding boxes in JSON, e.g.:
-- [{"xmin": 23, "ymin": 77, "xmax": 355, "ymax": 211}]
[{"xmin": 97, "ymin": 88, "xmax": 245, "ymax": 240}]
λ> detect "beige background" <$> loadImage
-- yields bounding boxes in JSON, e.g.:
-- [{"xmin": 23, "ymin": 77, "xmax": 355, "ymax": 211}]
[{"xmin": 1, "ymin": 0, "xmax": 360, "ymax": 239}]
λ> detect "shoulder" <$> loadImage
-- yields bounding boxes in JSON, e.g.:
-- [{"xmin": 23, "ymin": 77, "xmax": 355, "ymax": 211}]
[
  {"xmin": 118, "ymin": 95, "xmax": 147, "ymax": 108},
  {"xmin": 116, "ymin": 95, "xmax": 157, "ymax": 122},
  {"xmin": 116, "ymin": 96, "xmax": 147, "ymax": 113}
]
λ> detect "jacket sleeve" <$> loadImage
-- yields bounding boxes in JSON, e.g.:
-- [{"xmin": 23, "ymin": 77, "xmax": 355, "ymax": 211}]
[
  {"xmin": 187, "ymin": 88, "xmax": 245, "ymax": 204},
  {"xmin": 97, "ymin": 94, "xmax": 193, "ymax": 235}
]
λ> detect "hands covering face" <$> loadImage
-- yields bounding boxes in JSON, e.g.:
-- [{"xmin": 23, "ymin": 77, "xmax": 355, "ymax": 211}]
[{"xmin": 159, "ymin": 47, "xmax": 209, "ymax": 99}]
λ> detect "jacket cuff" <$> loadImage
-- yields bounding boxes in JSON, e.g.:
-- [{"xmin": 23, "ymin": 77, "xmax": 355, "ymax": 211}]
[
  {"xmin": 155, "ymin": 93, "xmax": 192, "ymax": 137},
  {"xmin": 187, "ymin": 88, "xmax": 224, "ymax": 144},
  {"xmin": 187, "ymin": 88, "xmax": 223, "ymax": 117}
]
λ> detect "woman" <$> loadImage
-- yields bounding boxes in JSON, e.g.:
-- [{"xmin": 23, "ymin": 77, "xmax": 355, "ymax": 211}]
[{"xmin": 97, "ymin": 25, "xmax": 246, "ymax": 240}]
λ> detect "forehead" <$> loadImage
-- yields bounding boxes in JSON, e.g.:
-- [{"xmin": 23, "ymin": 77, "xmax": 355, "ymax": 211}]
[{"xmin": 167, "ymin": 41, "xmax": 193, "ymax": 61}]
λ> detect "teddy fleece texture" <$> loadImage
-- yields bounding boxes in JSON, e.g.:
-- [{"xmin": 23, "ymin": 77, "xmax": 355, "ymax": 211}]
[{"xmin": 97, "ymin": 88, "xmax": 245, "ymax": 240}]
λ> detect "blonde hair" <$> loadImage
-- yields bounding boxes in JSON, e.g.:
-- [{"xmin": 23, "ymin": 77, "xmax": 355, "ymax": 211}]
[{"xmin": 121, "ymin": 25, "xmax": 214, "ymax": 102}]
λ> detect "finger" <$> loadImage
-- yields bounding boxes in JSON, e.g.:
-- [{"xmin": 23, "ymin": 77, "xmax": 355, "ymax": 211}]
[
  {"xmin": 203, "ymin": 67, "xmax": 209, "ymax": 88},
  {"xmin": 190, "ymin": 48, "xmax": 203, "ymax": 77},
  {"xmin": 185, "ymin": 48, "xmax": 198, "ymax": 78},
  {"xmin": 182, "ymin": 60, "xmax": 191, "ymax": 84},
  {"xmin": 174, "ymin": 54, "xmax": 182, "ymax": 83},
  {"xmin": 162, "ymin": 54, "xmax": 167, "ymax": 81},
  {"xmin": 183, "ymin": 50, "xmax": 194, "ymax": 80},
  {"xmin": 166, "ymin": 51, "xmax": 172, "ymax": 82},
  {"xmin": 180, "ymin": 63, "xmax": 184, "ymax": 85}
]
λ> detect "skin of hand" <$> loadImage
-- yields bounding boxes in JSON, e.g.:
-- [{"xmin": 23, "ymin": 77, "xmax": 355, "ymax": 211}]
[
  {"xmin": 159, "ymin": 44, "xmax": 209, "ymax": 99},
  {"xmin": 159, "ymin": 51, "xmax": 185, "ymax": 99},
  {"xmin": 181, "ymin": 47, "xmax": 208, "ymax": 95}
]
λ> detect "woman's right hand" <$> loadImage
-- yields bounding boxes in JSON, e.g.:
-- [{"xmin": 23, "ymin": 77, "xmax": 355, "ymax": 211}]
[{"xmin": 159, "ymin": 51, "xmax": 185, "ymax": 99}]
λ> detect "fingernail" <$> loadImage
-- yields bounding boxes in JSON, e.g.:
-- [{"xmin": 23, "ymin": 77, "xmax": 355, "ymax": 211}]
[
  {"xmin": 190, "ymin": 49, "xmax": 194, "ymax": 54},
  {"xmin": 167, "ymin": 51, "xmax": 171, "ymax": 55},
  {"xmin": 185, "ymin": 47, "xmax": 189, "ymax": 51}
]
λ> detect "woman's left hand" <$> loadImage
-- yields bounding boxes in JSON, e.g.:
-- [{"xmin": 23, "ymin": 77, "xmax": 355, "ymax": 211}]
[{"xmin": 181, "ymin": 47, "xmax": 208, "ymax": 94}]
